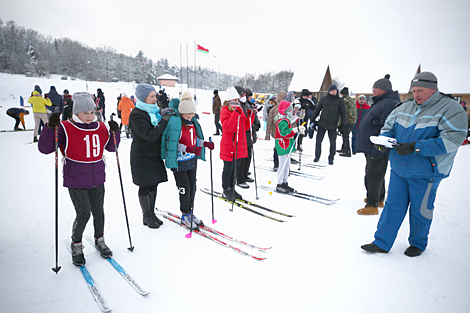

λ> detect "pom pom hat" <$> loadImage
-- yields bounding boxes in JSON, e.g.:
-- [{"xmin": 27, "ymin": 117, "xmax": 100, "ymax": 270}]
[
  {"xmin": 178, "ymin": 90, "xmax": 196, "ymax": 114},
  {"xmin": 225, "ymin": 87, "xmax": 240, "ymax": 101}
]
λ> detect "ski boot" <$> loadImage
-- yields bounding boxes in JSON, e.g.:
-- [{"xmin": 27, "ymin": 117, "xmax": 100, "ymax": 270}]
[
  {"xmin": 95, "ymin": 237, "xmax": 113, "ymax": 258},
  {"xmin": 71, "ymin": 242, "xmax": 86, "ymax": 266}
]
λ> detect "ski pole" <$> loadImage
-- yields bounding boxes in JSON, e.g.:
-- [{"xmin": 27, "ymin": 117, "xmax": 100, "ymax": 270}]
[
  {"xmin": 247, "ymin": 110, "xmax": 259, "ymax": 200},
  {"xmin": 52, "ymin": 125, "xmax": 61, "ymax": 274},
  {"xmin": 209, "ymin": 137, "xmax": 216, "ymax": 224},
  {"xmin": 110, "ymin": 114, "xmax": 134, "ymax": 252},
  {"xmin": 231, "ymin": 114, "xmax": 241, "ymax": 212}
]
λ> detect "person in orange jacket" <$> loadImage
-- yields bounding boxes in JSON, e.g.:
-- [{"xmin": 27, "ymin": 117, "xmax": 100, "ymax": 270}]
[
  {"xmin": 118, "ymin": 92, "xmax": 135, "ymax": 138},
  {"xmin": 6, "ymin": 108, "xmax": 30, "ymax": 130}
]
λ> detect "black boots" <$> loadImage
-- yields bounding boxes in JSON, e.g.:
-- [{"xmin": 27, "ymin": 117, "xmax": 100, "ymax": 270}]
[{"xmin": 139, "ymin": 190, "xmax": 163, "ymax": 229}]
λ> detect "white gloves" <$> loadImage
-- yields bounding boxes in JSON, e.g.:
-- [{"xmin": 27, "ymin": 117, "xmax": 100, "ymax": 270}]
[{"xmin": 293, "ymin": 125, "xmax": 306, "ymax": 135}]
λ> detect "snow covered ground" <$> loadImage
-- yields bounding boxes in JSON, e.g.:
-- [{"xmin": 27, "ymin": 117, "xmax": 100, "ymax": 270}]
[{"xmin": 0, "ymin": 73, "xmax": 469, "ymax": 313}]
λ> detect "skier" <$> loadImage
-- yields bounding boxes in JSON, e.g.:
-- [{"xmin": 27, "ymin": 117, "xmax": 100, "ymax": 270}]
[
  {"xmin": 220, "ymin": 86, "xmax": 249, "ymax": 201},
  {"xmin": 275, "ymin": 100, "xmax": 305, "ymax": 193},
  {"xmin": 129, "ymin": 84, "xmax": 171, "ymax": 229},
  {"xmin": 161, "ymin": 90, "xmax": 214, "ymax": 229},
  {"xmin": 45, "ymin": 86, "xmax": 63, "ymax": 114},
  {"xmin": 117, "ymin": 92, "xmax": 135, "ymax": 138},
  {"xmin": 38, "ymin": 92, "xmax": 120, "ymax": 266},
  {"xmin": 6, "ymin": 107, "xmax": 29, "ymax": 130}
]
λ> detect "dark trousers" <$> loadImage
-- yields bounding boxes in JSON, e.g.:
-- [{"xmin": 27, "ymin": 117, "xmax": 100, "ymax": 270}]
[
  {"xmin": 222, "ymin": 160, "xmax": 241, "ymax": 190},
  {"xmin": 351, "ymin": 128, "xmax": 359, "ymax": 153},
  {"xmin": 6, "ymin": 111, "xmax": 21, "ymax": 129},
  {"xmin": 214, "ymin": 114, "xmax": 222, "ymax": 134},
  {"xmin": 173, "ymin": 169, "xmax": 197, "ymax": 214},
  {"xmin": 364, "ymin": 154, "xmax": 388, "ymax": 207},
  {"xmin": 69, "ymin": 184, "xmax": 105, "ymax": 243},
  {"xmin": 273, "ymin": 147, "xmax": 279, "ymax": 168},
  {"xmin": 340, "ymin": 124, "xmax": 354, "ymax": 153},
  {"xmin": 315, "ymin": 126, "xmax": 337, "ymax": 162},
  {"xmin": 237, "ymin": 144, "xmax": 252, "ymax": 183}
]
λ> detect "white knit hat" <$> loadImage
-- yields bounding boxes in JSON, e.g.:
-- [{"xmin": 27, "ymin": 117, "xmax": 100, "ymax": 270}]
[
  {"xmin": 178, "ymin": 90, "xmax": 196, "ymax": 114},
  {"xmin": 72, "ymin": 92, "xmax": 95, "ymax": 114},
  {"xmin": 224, "ymin": 86, "xmax": 239, "ymax": 101}
]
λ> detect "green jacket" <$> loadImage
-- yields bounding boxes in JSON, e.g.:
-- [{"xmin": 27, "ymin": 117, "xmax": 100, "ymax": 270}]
[
  {"xmin": 161, "ymin": 99, "xmax": 205, "ymax": 169},
  {"xmin": 341, "ymin": 95, "xmax": 357, "ymax": 125}
]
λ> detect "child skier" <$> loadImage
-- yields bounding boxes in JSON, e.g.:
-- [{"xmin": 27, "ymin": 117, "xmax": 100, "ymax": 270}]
[
  {"xmin": 275, "ymin": 100, "xmax": 305, "ymax": 193},
  {"xmin": 38, "ymin": 92, "xmax": 120, "ymax": 266},
  {"xmin": 161, "ymin": 90, "xmax": 214, "ymax": 229}
]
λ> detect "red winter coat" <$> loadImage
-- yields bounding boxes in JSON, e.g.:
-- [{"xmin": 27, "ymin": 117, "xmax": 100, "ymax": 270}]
[{"xmin": 220, "ymin": 105, "xmax": 248, "ymax": 161}]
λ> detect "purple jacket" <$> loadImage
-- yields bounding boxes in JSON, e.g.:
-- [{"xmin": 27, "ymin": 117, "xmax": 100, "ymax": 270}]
[{"xmin": 38, "ymin": 121, "xmax": 120, "ymax": 188}]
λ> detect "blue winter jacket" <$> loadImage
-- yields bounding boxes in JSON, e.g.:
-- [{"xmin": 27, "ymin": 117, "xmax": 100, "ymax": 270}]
[
  {"xmin": 161, "ymin": 99, "xmax": 205, "ymax": 170},
  {"xmin": 380, "ymin": 91, "xmax": 468, "ymax": 178},
  {"xmin": 357, "ymin": 90, "xmax": 400, "ymax": 157}
]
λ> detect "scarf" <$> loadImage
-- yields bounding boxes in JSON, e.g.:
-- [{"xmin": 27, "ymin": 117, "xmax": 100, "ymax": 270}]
[{"xmin": 135, "ymin": 99, "xmax": 162, "ymax": 126}]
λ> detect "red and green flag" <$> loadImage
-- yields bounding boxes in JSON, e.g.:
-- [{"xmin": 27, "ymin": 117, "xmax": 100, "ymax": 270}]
[{"xmin": 196, "ymin": 44, "xmax": 209, "ymax": 54}]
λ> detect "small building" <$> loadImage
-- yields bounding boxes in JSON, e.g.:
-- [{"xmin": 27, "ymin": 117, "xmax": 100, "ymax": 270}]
[
  {"xmin": 157, "ymin": 74, "xmax": 179, "ymax": 88},
  {"xmin": 289, "ymin": 64, "xmax": 332, "ymax": 100}
]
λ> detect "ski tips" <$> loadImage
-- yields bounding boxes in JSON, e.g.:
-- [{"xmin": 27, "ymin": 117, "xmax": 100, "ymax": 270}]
[
  {"xmin": 268, "ymin": 181, "xmax": 272, "ymax": 184},
  {"xmin": 185, "ymin": 233, "xmax": 192, "ymax": 239},
  {"xmin": 268, "ymin": 192, "xmax": 273, "ymax": 196},
  {"xmin": 51, "ymin": 266, "xmax": 62, "ymax": 274},
  {"xmin": 212, "ymin": 219, "xmax": 217, "ymax": 224},
  {"xmin": 127, "ymin": 246, "xmax": 135, "ymax": 252}
]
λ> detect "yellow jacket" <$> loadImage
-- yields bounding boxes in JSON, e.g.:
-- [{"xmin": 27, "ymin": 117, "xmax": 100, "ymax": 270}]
[{"xmin": 28, "ymin": 91, "xmax": 52, "ymax": 113}]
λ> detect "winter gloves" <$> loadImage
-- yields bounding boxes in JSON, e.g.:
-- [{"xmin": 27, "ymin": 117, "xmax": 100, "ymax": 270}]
[
  {"xmin": 203, "ymin": 141, "xmax": 215, "ymax": 150},
  {"xmin": 293, "ymin": 125, "xmax": 306, "ymax": 135},
  {"xmin": 161, "ymin": 107, "xmax": 175, "ymax": 121},
  {"xmin": 374, "ymin": 141, "xmax": 416, "ymax": 156},
  {"xmin": 393, "ymin": 142, "xmax": 416, "ymax": 156},
  {"xmin": 108, "ymin": 121, "xmax": 120, "ymax": 133},
  {"xmin": 47, "ymin": 112, "xmax": 61, "ymax": 128}
]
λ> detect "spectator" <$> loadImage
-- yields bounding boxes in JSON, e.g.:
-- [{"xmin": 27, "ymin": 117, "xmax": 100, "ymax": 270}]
[
  {"xmin": 212, "ymin": 90, "xmax": 222, "ymax": 135},
  {"xmin": 28, "ymin": 90, "xmax": 52, "ymax": 142},
  {"xmin": 338, "ymin": 87, "xmax": 357, "ymax": 157},
  {"xmin": 45, "ymin": 86, "xmax": 63, "ymax": 114},
  {"xmin": 117, "ymin": 92, "xmax": 135, "ymax": 138},
  {"xmin": 62, "ymin": 89, "xmax": 73, "ymax": 121},
  {"xmin": 159, "ymin": 90, "xmax": 169, "ymax": 108},
  {"xmin": 97, "ymin": 88, "xmax": 106, "ymax": 121},
  {"xmin": 361, "ymin": 71, "xmax": 468, "ymax": 257},
  {"xmin": 351, "ymin": 95, "xmax": 370, "ymax": 154},
  {"xmin": 357, "ymin": 75, "xmax": 400, "ymax": 215},
  {"xmin": 311, "ymin": 84, "xmax": 346, "ymax": 165}
]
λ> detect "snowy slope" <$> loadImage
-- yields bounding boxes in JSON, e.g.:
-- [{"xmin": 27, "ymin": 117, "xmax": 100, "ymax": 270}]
[{"xmin": 0, "ymin": 73, "xmax": 469, "ymax": 313}]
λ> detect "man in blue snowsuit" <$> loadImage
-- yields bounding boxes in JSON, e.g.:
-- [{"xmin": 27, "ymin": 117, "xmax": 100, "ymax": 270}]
[{"xmin": 361, "ymin": 72, "xmax": 468, "ymax": 257}]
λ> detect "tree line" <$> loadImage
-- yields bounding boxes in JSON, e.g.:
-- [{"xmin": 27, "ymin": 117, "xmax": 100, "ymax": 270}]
[{"xmin": 0, "ymin": 18, "xmax": 293, "ymax": 93}]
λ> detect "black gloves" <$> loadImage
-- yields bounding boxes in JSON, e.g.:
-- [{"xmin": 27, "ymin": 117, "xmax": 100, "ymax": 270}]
[
  {"xmin": 393, "ymin": 142, "xmax": 416, "ymax": 156},
  {"xmin": 48, "ymin": 112, "xmax": 61, "ymax": 128},
  {"xmin": 108, "ymin": 120, "xmax": 120, "ymax": 133},
  {"xmin": 374, "ymin": 144, "xmax": 387, "ymax": 153}
]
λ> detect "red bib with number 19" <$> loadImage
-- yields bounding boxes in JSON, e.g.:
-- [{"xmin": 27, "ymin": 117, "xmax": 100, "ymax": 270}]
[{"xmin": 61, "ymin": 120, "xmax": 110, "ymax": 163}]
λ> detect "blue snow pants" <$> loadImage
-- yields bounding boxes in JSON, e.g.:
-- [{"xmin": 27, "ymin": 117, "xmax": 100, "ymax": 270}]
[{"xmin": 373, "ymin": 170, "xmax": 442, "ymax": 252}]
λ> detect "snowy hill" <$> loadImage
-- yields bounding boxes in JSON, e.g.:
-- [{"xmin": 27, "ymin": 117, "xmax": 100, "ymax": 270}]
[{"xmin": 0, "ymin": 73, "xmax": 469, "ymax": 313}]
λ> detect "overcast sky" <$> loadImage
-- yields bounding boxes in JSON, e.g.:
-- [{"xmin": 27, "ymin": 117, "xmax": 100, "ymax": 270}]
[{"xmin": 2, "ymin": 0, "xmax": 470, "ymax": 92}]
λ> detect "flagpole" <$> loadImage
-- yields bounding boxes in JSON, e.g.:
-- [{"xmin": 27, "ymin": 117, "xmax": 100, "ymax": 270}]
[
  {"xmin": 179, "ymin": 44, "xmax": 182, "ymax": 94},
  {"xmin": 186, "ymin": 42, "xmax": 189, "ymax": 91},
  {"xmin": 194, "ymin": 40, "xmax": 197, "ymax": 97}
]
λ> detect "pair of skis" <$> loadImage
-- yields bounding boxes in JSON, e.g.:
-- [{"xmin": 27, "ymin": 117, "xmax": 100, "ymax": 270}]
[
  {"xmin": 255, "ymin": 165, "xmax": 324, "ymax": 180},
  {"xmin": 200, "ymin": 188, "xmax": 294, "ymax": 222},
  {"xmin": 66, "ymin": 238, "xmax": 149, "ymax": 312},
  {"xmin": 258, "ymin": 185, "xmax": 339, "ymax": 205},
  {"xmin": 156, "ymin": 209, "xmax": 270, "ymax": 261}
]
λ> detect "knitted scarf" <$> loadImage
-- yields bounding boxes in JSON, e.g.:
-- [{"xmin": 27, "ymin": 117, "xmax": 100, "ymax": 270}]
[{"xmin": 135, "ymin": 99, "xmax": 162, "ymax": 126}]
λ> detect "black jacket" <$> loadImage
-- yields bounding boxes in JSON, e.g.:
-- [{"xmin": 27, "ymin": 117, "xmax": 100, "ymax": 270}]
[
  {"xmin": 357, "ymin": 90, "xmax": 400, "ymax": 157},
  {"xmin": 312, "ymin": 93, "xmax": 346, "ymax": 130},
  {"xmin": 129, "ymin": 108, "xmax": 169, "ymax": 186}
]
